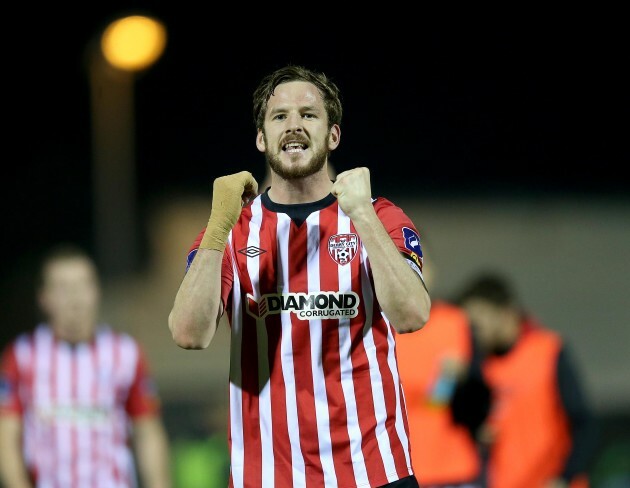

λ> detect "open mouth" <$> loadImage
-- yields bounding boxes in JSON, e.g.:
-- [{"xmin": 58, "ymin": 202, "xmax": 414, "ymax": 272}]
[{"xmin": 282, "ymin": 141, "xmax": 308, "ymax": 153}]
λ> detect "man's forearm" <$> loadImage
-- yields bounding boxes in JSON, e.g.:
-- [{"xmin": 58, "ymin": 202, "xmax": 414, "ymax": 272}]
[
  {"xmin": 168, "ymin": 248, "xmax": 224, "ymax": 349},
  {"xmin": 351, "ymin": 208, "xmax": 430, "ymax": 333},
  {"xmin": 133, "ymin": 417, "xmax": 171, "ymax": 488},
  {"xmin": 0, "ymin": 416, "xmax": 33, "ymax": 488}
]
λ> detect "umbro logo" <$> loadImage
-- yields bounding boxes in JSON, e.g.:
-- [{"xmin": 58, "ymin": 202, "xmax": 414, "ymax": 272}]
[{"xmin": 238, "ymin": 246, "xmax": 267, "ymax": 258}]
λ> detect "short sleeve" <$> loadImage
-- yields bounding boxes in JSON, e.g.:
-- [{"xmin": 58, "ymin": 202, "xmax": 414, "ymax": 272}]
[
  {"xmin": 373, "ymin": 197, "xmax": 424, "ymax": 279},
  {"xmin": 220, "ymin": 249, "xmax": 234, "ymax": 310},
  {"xmin": 125, "ymin": 345, "xmax": 162, "ymax": 418},
  {"xmin": 0, "ymin": 344, "xmax": 22, "ymax": 416},
  {"xmin": 186, "ymin": 227, "xmax": 207, "ymax": 272}
]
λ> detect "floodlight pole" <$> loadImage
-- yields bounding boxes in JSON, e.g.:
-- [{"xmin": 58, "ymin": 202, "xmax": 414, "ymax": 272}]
[{"xmin": 88, "ymin": 47, "xmax": 138, "ymax": 279}]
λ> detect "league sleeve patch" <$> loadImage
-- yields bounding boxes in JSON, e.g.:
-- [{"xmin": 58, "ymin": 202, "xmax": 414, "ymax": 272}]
[{"xmin": 402, "ymin": 227, "xmax": 423, "ymax": 256}]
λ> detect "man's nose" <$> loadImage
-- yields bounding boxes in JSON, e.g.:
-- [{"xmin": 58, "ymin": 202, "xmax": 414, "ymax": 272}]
[{"xmin": 284, "ymin": 114, "xmax": 303, "ymax": 133}]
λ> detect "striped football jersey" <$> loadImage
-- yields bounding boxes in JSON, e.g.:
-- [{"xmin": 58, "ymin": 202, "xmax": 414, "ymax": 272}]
[
  {"xmin": 0, "ymin": 324, "xmax": 161, "ymax": 488},
  {"xmin": 186, "ymin": 192, "xmax": 425, "ymax": 488}
]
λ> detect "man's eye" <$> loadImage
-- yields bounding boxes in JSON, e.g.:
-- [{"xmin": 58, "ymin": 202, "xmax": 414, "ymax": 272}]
[
  {"xmin": 273, "ymin": 114, "xmax": 286, "ymax": 121},
  {"xmin": 303, "ymin": 113, "xmax": 315, "ymax": 119}
]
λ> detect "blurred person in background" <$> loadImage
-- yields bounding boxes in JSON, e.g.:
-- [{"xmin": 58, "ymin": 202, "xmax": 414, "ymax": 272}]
[
  {"xmin": 396, "ymin": 240, "xmax": 490, "ymax": 488},
  {"xmin": 169, "ymin": 64, "xmax": 431, "ymax": 487},
  {"xmin": 455, "ymin": 272, "xmax": 599, "ymax": 488},
  {"xmin": 0, "ymin": 243, "xmax": 171, "ymax": 488}
]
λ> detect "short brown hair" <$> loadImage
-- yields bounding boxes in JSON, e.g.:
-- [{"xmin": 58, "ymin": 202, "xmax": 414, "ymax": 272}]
[
  {"xmin": 455, "ymin": 272, "xmax": 517, "ymax": 308},
  {"xmin": 252, "ymin": 65, "xmax": 343, "ymax": 131},
  {"xmin": 38, "ymin": 243, "xmax": 96, "ymax": 288}
]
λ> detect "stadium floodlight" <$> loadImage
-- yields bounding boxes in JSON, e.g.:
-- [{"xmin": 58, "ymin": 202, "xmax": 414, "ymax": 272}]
[{"xmin": 100, "ymin": 15, "xmax": 167, "ymax": 72}]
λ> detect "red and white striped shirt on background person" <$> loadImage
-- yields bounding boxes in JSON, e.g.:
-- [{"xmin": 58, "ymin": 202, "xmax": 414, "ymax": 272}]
[
  {"xmin": 0, "ymin": 323, "xmax": 161, "ymax": 488},
  {"xmin": 186, "ymin": 191, "xmax": 425, "ymax": 488}
]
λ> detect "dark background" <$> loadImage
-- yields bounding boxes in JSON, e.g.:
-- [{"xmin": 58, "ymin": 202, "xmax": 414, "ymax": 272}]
[
  {"xmin": 2, "ymin": 8, "xmax": 628, "ymax": 328},
  {"xmin": 4, "ymin": 7, "xmax": 628, "ymax": 341},
  {"xmin": 1, "ymin": 8, "xmax": 629, "ymax": 484}
]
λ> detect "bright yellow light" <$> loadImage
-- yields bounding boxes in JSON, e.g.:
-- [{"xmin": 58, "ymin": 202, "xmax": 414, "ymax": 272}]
[{"xmin": 101, "ymin": 15, "xmax": 167, "ymax": 72}]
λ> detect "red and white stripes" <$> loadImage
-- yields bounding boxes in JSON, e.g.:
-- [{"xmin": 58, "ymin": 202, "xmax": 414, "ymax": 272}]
[
  {"xmin": 220, "ymin": 195, "xmax": 416, "ymax": 488},
  {"xmin": 5, "ymin": 325, "xmax": 152, "ymax": 487}
]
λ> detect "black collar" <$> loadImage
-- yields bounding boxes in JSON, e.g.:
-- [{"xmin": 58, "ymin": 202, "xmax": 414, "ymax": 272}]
[{"xmin": 261, "ymin": 188, "xmax": 337, "ymax": 227}]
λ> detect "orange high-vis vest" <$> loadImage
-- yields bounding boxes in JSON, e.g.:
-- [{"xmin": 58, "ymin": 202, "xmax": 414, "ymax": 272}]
[
  {"xmin": 482, "ymin": 318, "xmax": 589, "ymax": 488},
  {"xmin": 396, "ymin": 300, "xmax": 481, "ymax": 485}
]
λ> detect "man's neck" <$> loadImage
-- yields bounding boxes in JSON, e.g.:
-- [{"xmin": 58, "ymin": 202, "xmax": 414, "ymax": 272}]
[
  {"xmin": 50, "ymin": 323, "xmax": 97, "ymax": 345},
  {"xmin": 267, "ymin": 168, "xmax": 334, "ymax": 204}
]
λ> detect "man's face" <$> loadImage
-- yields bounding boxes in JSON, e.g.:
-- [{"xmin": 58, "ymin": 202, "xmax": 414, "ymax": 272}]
[
  {"xmin": 462, "ymin": 299, "xmax": 506, "ymax": 352},
  {"xmin": 256, "ymin": 80, "xmax": 340, "ymax": 180},
  {"xmin": 38, "ymin": 257, "xmax": 100, "ymax": 343}
]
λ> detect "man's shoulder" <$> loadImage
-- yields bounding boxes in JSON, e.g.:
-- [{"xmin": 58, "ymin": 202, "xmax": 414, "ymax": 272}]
[
  {"xmin": 431, "ymin": 300, "xmax": 470, "ymax": 324},
  {"xmin": 371, "ymin": 196, "xmax": 416, "ymax": 229},
  {"xmin": 9, "ymin": 326, "xmax": 41, "ymax": 346},
  {"xmin": 371, "ymin": 195, "xmax": 395, "ymax": 207},
  {"xmin": 371, "ymin": 195, "xmax": 409, "ymax": 214},
  {"xmin": 98, "ymin": 325, "xmax": 139, "ymax": 345},
  {"xmin": 521, "ymin": 317, "xmax": 564, "ymax": 351}
]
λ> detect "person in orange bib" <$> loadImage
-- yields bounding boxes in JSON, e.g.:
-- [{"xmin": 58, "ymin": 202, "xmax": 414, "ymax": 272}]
[
  {"xmin": 397, "ymin": 248, "xmax": 490, "ymax": 488},
  {"xmin": 455, "ymin": 272, "xmax": 599, "ymax": 488}
]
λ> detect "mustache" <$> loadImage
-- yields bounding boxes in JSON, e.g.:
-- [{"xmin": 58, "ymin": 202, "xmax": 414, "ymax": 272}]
[{"xmin": 280, "ymin": 135, "xmax": 309, "ymax": 146}]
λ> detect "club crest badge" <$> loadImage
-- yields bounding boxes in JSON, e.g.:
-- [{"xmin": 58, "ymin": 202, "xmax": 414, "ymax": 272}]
[{"xmin": 328, "ymin": 233, "xmax": 359, "ymax": 266}]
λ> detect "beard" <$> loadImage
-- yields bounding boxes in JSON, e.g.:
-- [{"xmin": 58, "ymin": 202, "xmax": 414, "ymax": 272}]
[{"xmin": 265, "ymin": 135, "xmax": 329, "ymax": 180}]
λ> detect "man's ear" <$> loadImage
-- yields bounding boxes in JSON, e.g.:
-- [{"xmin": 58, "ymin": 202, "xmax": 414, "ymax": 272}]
[
  {"xmin": 256, "ymin": 130, "xmax": 266, "ymax": 153},
  {"xmin": 328, "ymin": 124, "xmax": 341, "ymax": 150}
]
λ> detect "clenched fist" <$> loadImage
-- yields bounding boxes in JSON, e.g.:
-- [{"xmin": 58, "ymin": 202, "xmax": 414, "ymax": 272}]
[
  {"xmin": 331, "ymin": 167, "xmax": 373, "ymax": 219},
  {"xmin": 200, "ymin": 171, "xmax": 258, "ymax": 250}
]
